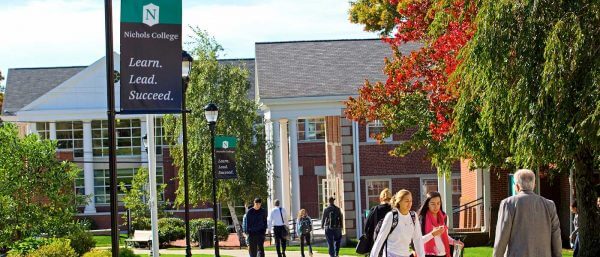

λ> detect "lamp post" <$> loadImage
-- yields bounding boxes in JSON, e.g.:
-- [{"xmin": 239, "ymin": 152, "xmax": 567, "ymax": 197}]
[
  {"xmin": 181, "ymin": 51, "xmax": 193, "ymax": 257},
  {"xmin": 204, "ymin": 103, "xmax": 219, "ymax": 257}
]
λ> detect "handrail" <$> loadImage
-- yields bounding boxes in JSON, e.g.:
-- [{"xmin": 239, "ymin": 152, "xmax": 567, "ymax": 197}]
[{"xmin": 452, "ymin": 197, "xmax": 484, "ymax": 214}]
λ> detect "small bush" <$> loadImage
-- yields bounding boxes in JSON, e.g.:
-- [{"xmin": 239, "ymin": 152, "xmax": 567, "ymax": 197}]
[
  {"xmin": 82, "ymin": 249, "xmax": 111, "ymax": 257},
  {"xmin": 158, "ymin": 218, "xmax": 185, "ymax": 245},
  {"xmin": 7, "ymin": 237, "xmax": 51, "ymax": 256},
  {"xmin": 190, "ymin": 218, "xmax": 229, "ymax": 242},
  {"xmin": 118, "ymin": 248, "xmax": 139, "ymax": 257},
  {"xmin": 28, "ymin": 239, "xmax": 77, "ymax": 257},
  {"xmin": 65, "ymin": 229, "xmax": 96, "ymax": 256}
]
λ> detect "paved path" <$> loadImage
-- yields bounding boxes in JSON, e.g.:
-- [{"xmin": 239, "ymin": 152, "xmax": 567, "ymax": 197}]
[{"xmin": 131, "ymin": 248, "xmax": 354, "ymax": 257}]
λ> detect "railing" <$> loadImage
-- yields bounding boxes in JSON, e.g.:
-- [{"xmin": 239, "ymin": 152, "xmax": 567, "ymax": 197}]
[{"xmin": 453, "ymin": 197, "xmax": 484, "ymax": 230}]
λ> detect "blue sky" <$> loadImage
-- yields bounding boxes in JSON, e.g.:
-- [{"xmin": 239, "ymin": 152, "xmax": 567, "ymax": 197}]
[{"xmin": 0, "ymin": 0, "xmax": 377, "ymax": 86}]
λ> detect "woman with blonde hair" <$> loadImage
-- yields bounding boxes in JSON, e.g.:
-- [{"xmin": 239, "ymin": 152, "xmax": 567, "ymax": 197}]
[
  {"xmin": 370, "ymin": 189, "xmax": 425, "ymax": 257},
  {"xmin": 296, "ymin": 208, "xmax": 313, "ymax": 257},
  {"xmin": 363, "ymin": 188, "xmax": 393, "ymax": 252}
]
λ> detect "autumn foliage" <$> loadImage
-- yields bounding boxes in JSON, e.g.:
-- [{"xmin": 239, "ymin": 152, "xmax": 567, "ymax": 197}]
[{"xmin": 347, "ymin": 0, "xmax": 476, "ymax": 142}]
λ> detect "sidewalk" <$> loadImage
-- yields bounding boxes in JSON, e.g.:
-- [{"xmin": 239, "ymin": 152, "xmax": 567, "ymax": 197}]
[{"xmin": 131, "ymin": 248, "xmax": 354, "ymax": 257}]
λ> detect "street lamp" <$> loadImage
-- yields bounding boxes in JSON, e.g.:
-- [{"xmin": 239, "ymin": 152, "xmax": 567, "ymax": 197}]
[
  {"xmin": 204, "ymin": 103, "xmax": 219, "ymax": 257},
  {"xmin": 181, "ymin": 50, "xmax": 193, "ymax": 257}
]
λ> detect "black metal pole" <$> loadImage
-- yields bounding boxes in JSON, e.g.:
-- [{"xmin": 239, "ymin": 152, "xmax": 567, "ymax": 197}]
[
  {"xmin": 104, "ymin": 1, "xmax": 118, "ymax": 256},
  {"xmin": 182, "ymin": 78, "xmax": 192, "ymax": 257},
  {"xmin": 210, "ymin": 122, "xmax": 220, "ymax": 257}
]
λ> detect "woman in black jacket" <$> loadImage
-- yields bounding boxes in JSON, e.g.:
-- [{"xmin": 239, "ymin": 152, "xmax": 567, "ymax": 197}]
[{"xmin": 364, "ymin": 188, "xmax": 393, "ymax": 248}]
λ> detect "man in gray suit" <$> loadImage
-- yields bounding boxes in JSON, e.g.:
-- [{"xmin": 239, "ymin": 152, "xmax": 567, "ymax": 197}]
[{"xmin": 493, "ymin": 169, "xmax": 562, "ymax": 257}]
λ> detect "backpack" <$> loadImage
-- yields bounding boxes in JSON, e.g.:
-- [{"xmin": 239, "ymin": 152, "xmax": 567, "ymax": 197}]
[
  {"xmin": 328, "ymin": 207, "xmax": 342, "ymax": 229},
  {"xmin": 374, "ymin": 210, "xmax": 417, "ymax": 257},
  {"xmin": 299, "ymin": 217, "xmax": 312, "ymax": 234}
]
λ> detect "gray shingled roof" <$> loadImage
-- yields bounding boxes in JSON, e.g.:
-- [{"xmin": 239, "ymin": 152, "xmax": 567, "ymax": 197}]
[
  {"xmin": 2, "ymin": 66, "xmax": 85, "ymax": 115},
  {"xmin": 218, "ymin": 58, "xmax": 255, "ymax": 100},
  {"xmin": 255, "ymin": 39, "xmax": 421, "ymax": 99}
]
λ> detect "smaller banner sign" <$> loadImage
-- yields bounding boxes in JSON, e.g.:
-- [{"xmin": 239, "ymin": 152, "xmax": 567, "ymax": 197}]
[{"xmin": 215, "ymin": 136, "xmax": 237, "ymax": 179}]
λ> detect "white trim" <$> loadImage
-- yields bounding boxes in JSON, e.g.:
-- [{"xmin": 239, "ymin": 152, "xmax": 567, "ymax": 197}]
[
  {"xmin": 352, "ymin": 121, "xmax": 363, "ymax": 236},
  {"xmin": 364, "ymin": 178, "xmax": 392, "ymax": 209},
  {"xmin": 366, "ymin": 120, "xmax": 392, "ymax": 143}
]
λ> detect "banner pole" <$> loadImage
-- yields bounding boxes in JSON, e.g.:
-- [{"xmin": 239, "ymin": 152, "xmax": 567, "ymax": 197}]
[{"xmin": 104, "ymin": 0, "xmax": 119, "ymax": 256}]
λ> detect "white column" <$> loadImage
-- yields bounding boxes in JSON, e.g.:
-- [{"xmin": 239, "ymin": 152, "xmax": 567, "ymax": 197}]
[
  {"xmin": 140, "ymin": 117, "xmax": 148, "ymax": 168},
  {"xmin": 279, "ymin": 119, "xmax": 291, "ymax": 216},
  {"xmin": 482, "ymin": 168, "xmax": 492, "ymax": 232},
  {"xmin": 475, "ymin": 168, "xmax": 483, "ymax": 228},
  {"xmin": 352, "ymin": 121, "xmax": 363, "ymax": 236},
  {"xmin": 438, "ymin": 175, "xmax": 453, "ymax": 229},
  {"xmin": 272, "ymin": 120, "xmax": 283, "ymax": 208},
  {"xmin": 49, "ymin": 122, "xmax": 57, "ymax": 140},
  {"xmin": 82, "ymin": 121, "xmax": 96, "ymax": 213},
  {"xmin": 146, "ymin": 114, "xmax": 160, "ymax": 257},
  {"xmin": 289, "ymin": 118, "xmax": 300, "ymax": 218}
]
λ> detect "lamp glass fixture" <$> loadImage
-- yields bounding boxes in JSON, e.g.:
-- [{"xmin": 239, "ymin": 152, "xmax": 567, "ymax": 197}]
[{"xmin": 204, "ymin": 104, "xmax": 219, "ymax": 123}]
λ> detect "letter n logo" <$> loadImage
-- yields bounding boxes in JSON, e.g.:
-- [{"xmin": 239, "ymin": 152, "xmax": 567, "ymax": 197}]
[{"xmin": 142, "ymin": 3, "xmax": 159, "ymax": 27}]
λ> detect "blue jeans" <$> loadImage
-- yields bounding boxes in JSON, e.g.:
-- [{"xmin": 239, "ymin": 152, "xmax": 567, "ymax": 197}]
[
  {"xmin": 325, "ymin": 228, "xmax": 342, "ymax": 257},
  {"xmin": 573, "ymin": 234, "xmax": 579, "ymax": 257}
]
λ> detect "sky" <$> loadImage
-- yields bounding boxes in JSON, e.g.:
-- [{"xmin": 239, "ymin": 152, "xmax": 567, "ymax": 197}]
[{"xmin": 0, "ymin": 0, "xmax": 377, "ymax": 86}]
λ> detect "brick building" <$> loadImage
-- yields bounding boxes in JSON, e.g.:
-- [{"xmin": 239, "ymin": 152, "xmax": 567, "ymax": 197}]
[{"xmin": 3, "ymin": 39, "xmax": 468, "ymax": 239}]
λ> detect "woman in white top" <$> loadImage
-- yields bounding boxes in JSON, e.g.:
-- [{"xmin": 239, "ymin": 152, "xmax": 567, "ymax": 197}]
[
  {"xmin": 418, "ymin": 191, "xmax": 464, "ymax": 257},
  {"xmin": 370, "ymin": 189, "xmax": 425, "ymax": 257}
]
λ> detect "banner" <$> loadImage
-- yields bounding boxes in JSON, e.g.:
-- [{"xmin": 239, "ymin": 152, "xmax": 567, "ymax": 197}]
[
  {"xmin": 120, "ymin": 0, "xmax": 182, "ymax": 114},
  {"xmin": 215, "ymin": 136, "xmax": 237, "ymax": 179}
]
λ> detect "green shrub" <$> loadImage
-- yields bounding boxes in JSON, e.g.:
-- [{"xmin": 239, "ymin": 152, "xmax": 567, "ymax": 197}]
[
  {"xmin": 76, "ymin": 218, "xmax": 98, "ymax": 230},
  {"xmin": 28, "ymin": 239, "xmax": 77, "ymax": 257},
  {"xmin": 158, "ymin": 218, "xmax": 185, "ymax": 245},
  {"xmin": 7, "ymin": 237, "xmax": 51, "ymax": 256},
  {"xmin": 82, "ymin": 249, "xmax": 111, "ymax": 257},
  {"xmin": 190, "ymin": 218, "xmax": 229, "ymax": 242},
  {"xmin": 118, "ymin": 248, "xmax": 139, "ymax": 257},
  {"xmin": 65, "ymin": 229, "xmax": 96, "ymax": 256}
]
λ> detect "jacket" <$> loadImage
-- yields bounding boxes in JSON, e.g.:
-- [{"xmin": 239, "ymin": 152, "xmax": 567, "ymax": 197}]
[{"xmin": 245, "ymin": 207, "xmax": 268, "ymax": 235}]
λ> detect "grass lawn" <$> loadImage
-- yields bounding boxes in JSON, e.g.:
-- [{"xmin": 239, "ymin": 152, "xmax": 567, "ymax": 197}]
[{"xmin": 93, "ymin": 234, "xmax": 128, "ymax": 247}]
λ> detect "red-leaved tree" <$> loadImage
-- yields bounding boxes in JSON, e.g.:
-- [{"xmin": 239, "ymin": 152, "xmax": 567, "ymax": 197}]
[{"xmin": 347, "ymin": 0, "xmax": 476, "ymax": 174}]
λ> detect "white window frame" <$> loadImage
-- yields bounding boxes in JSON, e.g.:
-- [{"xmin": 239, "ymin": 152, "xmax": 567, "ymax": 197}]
[
  {"xmin": 420, "ymin": 175, "xmax": 462, "ymax": 200},
  {"xmin": 365, "ymin": 179, "xmax": 392, "ymax": 209},
  {"xmin": 298, "ymin": 118, "xmax": 325, "ymax": 142},
  {"xmin": 366, "ymin": 120, "xmax": 393, "ymax": 143}
]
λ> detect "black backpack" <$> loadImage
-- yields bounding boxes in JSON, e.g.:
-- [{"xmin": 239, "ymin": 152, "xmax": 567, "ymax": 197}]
[
  {"xmin": 374, "ymin": 210, "xmax": 417, "ymax": 257},
  {"xmin": 328, "ymin": 207, "xmax": 342, "ymax": 229},
  {"xmin": 299, "ymin": 217, "xmax": 312, "ymax": 234}
]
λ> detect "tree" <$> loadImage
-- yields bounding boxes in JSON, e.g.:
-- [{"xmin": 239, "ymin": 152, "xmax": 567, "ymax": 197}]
[
  {"xmin": 0, "ymin": 123, "xmax": 84, "ymax": 249},
  {"xmin": 163, "ymin": 28, "xmax": 269, "ymax": 245},
  {"xmin": 346, "ymin": 0, "xmax": 477, "ymax": 174},
  {"xmin": 119, "ymin": 167, "xmax": 167, "ymax": 231},
  {"xmin": 453, "ymin": 0, "xmax": 600, "ymax": 256}
]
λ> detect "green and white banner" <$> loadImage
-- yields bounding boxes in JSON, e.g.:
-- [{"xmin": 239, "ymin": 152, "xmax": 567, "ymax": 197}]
[
  {"xmin": 215, "ymin": 136, "xmax": 237, "ymax": 179},
  {"xmin": 120, "ymin": 0, "xmax": 182, "ymax": 114}
]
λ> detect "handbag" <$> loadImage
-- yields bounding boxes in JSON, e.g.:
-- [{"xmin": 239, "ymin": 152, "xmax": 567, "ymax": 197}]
[
  {"xmin": 355, "ymin": 234, "xmax": 371, "ymax": 254},
  {"xmin": 279, "ymin": 208, "xmax": 290, "ymax": 240}
]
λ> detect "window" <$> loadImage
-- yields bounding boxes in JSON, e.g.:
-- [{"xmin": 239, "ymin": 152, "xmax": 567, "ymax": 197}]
[
  {"xmin": 422, "ymin": 179, "xmax": 438, "ymax": 197},
  {"xmin": 56, "ymin": 121, "xmax": 84, "ymax": 157},
  {"xmin": 36, "ymin": 122, "xmax": 50, "ymax": 140},
  {"xmin": 92, "ymin": 119, "xmax": 142, "ymax": 157},
  {"xmin": 298, "ymin": 118, "xmax": 325, "ymax": 141},
  {"xmin": 154, "ymin": 117, "xmax": 166, "ymax": 155},
  {"xmin": 75, "ymin": 170, "xmax": 85, "ymax": 196},
  {"xmin": 366, "ymin": 120, "xmax": 392, "ymax": 142},
  {"xmin": 452, "ymin": 178, "xmax": 461, "ymax": 194},
  {"xmin": 365, "ymin": 179, "xmax": 391, "ymax": 209},
  {"xmin": 93, "ymin": 167, "xmax": 164, "ymax": 204}
]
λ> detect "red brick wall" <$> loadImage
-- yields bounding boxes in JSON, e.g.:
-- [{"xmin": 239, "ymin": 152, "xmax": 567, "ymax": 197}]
[
  {"xmin": 298, "ymin": 142, "xmax": 326, "ymax": 217},
  {"xmin": 459, "ymin": 159, "xmax": 478, "ymax": 228},
  {"xmin": 162, "ymin": 148, "xmax": 178, "ymax": 203}
]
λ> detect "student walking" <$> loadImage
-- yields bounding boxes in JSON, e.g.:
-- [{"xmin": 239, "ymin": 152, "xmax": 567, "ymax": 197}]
[
  {"xmin": 370, "ymin": 189, "xmax": 425, "ymax": 257},
  {"xmin": 322, "ymin": 197, "xmax": 343, "ymax": 257},
  {"xmin": 570, "ymin": 201, "xmax": 579, "ymax": 257},
  {"xmin": 245, "ymin": 198, "xmax": 268, "ymax": 257},
  {"xmin": 268, "ymin": 199, "xmax": 289, "ymax": 257},
  {"xmin": 363, "ymin": 188, "xmax": 393, "ymax": 253},
  {"xmin": 296, "ymin": 209, "xmax": 314, "ymax": 257},
  {"xmin": 418, "ymin": 191, "xmax": 464, "ymax": 257}
]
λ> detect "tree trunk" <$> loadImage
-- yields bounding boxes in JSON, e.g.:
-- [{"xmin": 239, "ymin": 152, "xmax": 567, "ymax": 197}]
[
  {"xmin": 227, "ymin": 201, "xmax": 247, "ymax": 247},
  {"xmin": 573, "ymin": 147, "xmax": 600, "ymax": 257}
]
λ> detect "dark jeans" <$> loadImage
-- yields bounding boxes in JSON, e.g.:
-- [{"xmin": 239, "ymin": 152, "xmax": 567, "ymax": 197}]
[
  {"xmin": 300, "ymin": 232, "xmax": 313, "ymax": 257},
  {"xmin": 325, "ymin": 228, "xmax": 342, "ymax": 257},
  {"xmin": 248, "ymin": 233, "xmax": 265, "ymax": 257},
  {"xmin": 273, "ymin": 226, "xmax": 287, "ymax": 257}
]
